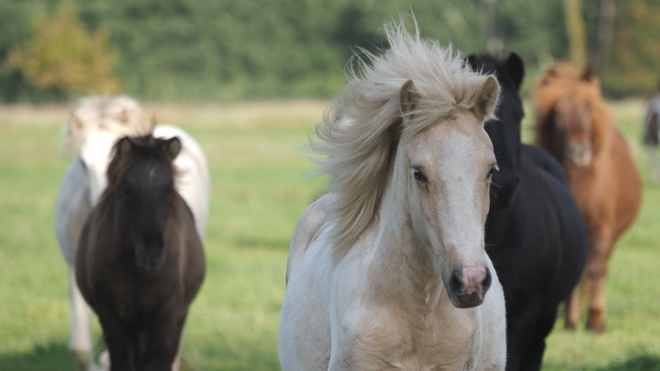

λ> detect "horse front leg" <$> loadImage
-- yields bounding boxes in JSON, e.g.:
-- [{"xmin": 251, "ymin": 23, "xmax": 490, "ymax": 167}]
[
  {"xmin": 563, "ymin": 288, "xmax": 580, "ymax": 330},
  {"xmin": 584, "ymin": 230, "xmax": 614, "ymax": 333},
  {"xmin": 68, "ymin": 268, "xmax": 98, "ymax": 371},
  {"xmin": 140, "ymin": 310, "xmax": 186, "ymax": 371},
  {"xmin": 98, "ymin": 310, "xmax": 135, "ymax": 371}
]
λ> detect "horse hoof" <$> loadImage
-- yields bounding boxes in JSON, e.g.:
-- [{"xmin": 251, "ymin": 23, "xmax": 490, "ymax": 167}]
[
  {"xmin": 564, "ymin": 321, "xmax": 577, "ymax": 330},
  {"xmin": 586, "ymin": 320, "xmax": 606, "ymax": 333}
]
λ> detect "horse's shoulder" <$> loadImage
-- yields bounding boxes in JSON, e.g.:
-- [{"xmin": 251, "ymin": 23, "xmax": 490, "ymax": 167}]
[
  {"xmin": 285, "ymin": 194, "xmax": 334, "ymax": 285},
  {"xmin": 521, "ymin": 144, "xmax": 569, "ymax": 186}
]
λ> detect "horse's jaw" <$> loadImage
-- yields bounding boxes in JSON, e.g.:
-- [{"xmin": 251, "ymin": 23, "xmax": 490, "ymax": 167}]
[{"xmin": 567, "ymin": 153, "xmax": 592, "ymax": 168}]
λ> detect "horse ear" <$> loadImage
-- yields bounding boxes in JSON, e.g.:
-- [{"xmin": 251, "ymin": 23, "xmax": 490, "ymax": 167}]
[
  {"xmin": 164, "ymin": 137, "xmax": 181, "ymax": 159},
  {"xmin": 118, "ymin": 137, "xmax": 132, "ymax": 157},
  {"xmin": 473, "ymin": 75, "xmax": 500, "ymax": 121},
  {"xmin": 70, "ymin": 114, "xmax": 84, "ymax": 134},
  {"xmin": 465, "ymin": 54, "xmax": 480, "ymax": 72},
  {"xmin": 400, "ymin": 79, "xmax": 421, "ymax": 116},
  {"xmin": 581, "ymin": 65, "xmax": 595, "ymax": 82},
  {"xmin": 506, "ymin": 53, "xmax": 525, "ymax": 91},
  {"xmin": 119, "ymin": 109, "xmax": 130, "ymax": 125},
  {"xmin": 150, "ymin": 114, "xmax": 158, "ymax": 131}
]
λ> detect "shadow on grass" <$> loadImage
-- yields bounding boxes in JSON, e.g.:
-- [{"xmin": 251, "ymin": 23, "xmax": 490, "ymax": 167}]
[
  {"xmin": 545, "ymin": 354, "xmax": 660, "ymax": 371},
  {"xmin": 596, "ymin": 354, "xmax": 660, "ymax": 371},
  {"xmin": 0, "ymin": 341, "xmax": 74, "ymax": 371}
]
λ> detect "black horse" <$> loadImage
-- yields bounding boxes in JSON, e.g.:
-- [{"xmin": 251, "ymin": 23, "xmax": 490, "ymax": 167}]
[
  {"xmin": 76, "ymin": 135, "xmax": 205, "ymax": 371},
  {"xmin": 466, "ymin": 54, "xmax": 588, "ymax": 371}
]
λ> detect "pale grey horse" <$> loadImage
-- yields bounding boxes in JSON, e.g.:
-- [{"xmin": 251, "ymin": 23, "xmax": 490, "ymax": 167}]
[
  {"xmin": 55, "ymin": 96, "xmax": 210, "ymax": 371},
  {"xmin": 643, "ymin": 93, "xmax": 660, "ymax": 184}
]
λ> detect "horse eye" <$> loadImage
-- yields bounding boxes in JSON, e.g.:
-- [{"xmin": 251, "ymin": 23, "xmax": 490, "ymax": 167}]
[
  {"xmin": 413, "ymin": 169, "xmax": 428, "ymax": 183},
  {"xmin": 122, "ymin": 187, "xmax": 131, "ymax": 199},
  {"xmin": 487, "ymin": 165, "xmax": 499, "ymax": 181}
]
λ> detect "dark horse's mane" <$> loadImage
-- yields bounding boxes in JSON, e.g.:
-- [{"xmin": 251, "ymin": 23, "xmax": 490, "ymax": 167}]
[
  {"xmin": 106, "ymin": 135, "xmax": 180, "ymax": 192},
  {"xmin": 534, "ymin": 62, "xmax": 612, "ymax": 159}
]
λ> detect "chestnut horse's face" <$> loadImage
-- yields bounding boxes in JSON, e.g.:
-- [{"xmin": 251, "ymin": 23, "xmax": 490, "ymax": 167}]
[{"xmin": 553, "ymin": 94, "xmax": 594, "ymax": 168}]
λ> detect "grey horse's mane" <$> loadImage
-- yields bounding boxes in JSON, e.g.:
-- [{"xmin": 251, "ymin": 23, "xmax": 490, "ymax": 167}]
[{"xmin": 66, "ymin": 95, "xmax": 150, "ymax": 151}]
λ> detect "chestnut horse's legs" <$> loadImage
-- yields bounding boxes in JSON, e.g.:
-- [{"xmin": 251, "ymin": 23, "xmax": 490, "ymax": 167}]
[
  {"xmin": 563, "ymin": 289, "xmax": 580, "ymax": 330},
  {"xmin": 584, "ymin": 231, "xmax": 613, "ymax": 333},
  {"xmin": 68, "ymin": 268, "xmax": 99, "ymax": 371}
]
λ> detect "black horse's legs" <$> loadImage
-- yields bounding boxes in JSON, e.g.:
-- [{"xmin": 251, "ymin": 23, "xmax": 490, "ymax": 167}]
[
  {"xmin": 99, "ymin": 311, "xmax": 136, "ymax": 371},
  {"xmin": 519, "ymin": 308, "xmax": 558, "ymax": 371},
  {"xmin": 504, "ymin": 298, "xmax": 540, "ymax": 371},
  {"xmin": 139, "ymin": 310, "xmax": 187, "ymax": 371}
]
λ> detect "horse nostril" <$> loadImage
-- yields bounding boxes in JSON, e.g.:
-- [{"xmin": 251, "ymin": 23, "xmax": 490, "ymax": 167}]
[
  {"xmin": 450, "ymin": 270, "xmax": 463, "ymax": 294},
  {"xmin": 482, "ymin": 268, "xmax": 492, "ymax": 293}
]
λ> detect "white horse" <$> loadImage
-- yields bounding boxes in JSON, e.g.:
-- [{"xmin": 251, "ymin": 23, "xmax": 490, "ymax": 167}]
[
  {"xmin": 643, "ymin": 92, "xmax": 660, "ymax": 184},
  {"xmin": 279, "ymin": 20, "xmax": 506, "ymax": 371},
  {"xmin": 54, "ymin": 96, "xmax": 210, "ymax": 371}
]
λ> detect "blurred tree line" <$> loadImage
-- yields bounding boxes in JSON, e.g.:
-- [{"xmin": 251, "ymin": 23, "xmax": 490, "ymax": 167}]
[{"xmin": 0, "ymin": 0, "xmax": 658, "ymax": 102}]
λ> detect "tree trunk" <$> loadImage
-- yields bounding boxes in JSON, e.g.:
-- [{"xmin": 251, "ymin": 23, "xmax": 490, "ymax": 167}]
[
  {"xmin": 564, "ymin": 0, "xmax": 587, "ymax": 67},
  {"xmin": 596, "ymin": 0, "xmax": 616, "ymax": 71}
]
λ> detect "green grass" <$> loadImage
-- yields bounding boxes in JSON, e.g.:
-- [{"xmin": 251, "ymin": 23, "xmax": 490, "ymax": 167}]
[{"xmin": 0, "ymin": 100, "xmax": 659, "ymax": 370}]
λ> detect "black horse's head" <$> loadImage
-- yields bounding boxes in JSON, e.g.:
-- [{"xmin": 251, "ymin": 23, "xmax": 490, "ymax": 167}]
[
  {"xmin": 108, "ymin": 135, "xmax": 181, "ymax": 273},
  {"xmin": 466, "ymin": 53, "xmax": 525, "ymax": 210}
]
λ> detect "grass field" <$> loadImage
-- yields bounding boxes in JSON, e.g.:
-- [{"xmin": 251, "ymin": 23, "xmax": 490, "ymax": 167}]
[{"xmin": 0, "ymin": 99, "xmax": 658, "ymax": 370}]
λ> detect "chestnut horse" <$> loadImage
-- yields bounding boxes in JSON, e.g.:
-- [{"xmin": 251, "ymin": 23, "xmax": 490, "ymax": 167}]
[
  {"xmin": 76, "ymin": 135, "xmax": 205, "ymax": 370},
  {"xmin": 534, "ymin": 62, "xmax": 642, "ymax": 332}
]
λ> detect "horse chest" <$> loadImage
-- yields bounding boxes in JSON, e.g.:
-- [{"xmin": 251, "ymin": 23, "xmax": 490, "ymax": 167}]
[
  {"xmin": 346, "ymin": 303, "xmax": 478, "ymax": 370},
  {"xmin": 97, "ymin": 267, "xmax": 180, "ymax": 322}
]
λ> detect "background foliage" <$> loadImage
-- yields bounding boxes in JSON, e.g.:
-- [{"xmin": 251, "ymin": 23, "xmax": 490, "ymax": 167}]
[
  {"xmin": 7, "ymin": 2, "xmax": 121, "ymax": 101},
  {"xmin": 0, "ymin": 0, "xmax": 658, "ymax": 100}
]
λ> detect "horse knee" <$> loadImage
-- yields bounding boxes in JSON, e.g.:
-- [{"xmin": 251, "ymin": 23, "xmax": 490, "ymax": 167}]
[
  {"xmin": 584, "ymin": 259, "xmax": 608, "ymax": 280},
  {"xmin": 69, "ymin": 347, "xmax": 92, "ymax": 371}
]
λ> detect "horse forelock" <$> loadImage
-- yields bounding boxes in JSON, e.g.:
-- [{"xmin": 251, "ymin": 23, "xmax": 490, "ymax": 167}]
[
  {"xmin": 105, "ymin": 135, "xmax": 179, "ymax": 194},
  {"xmin": 534, "ymin": 62, "xmax": 612, "ymax": 158},
  {"xmin": 309, "ymin": 17, "xmax": 496, "ymax": 259}
]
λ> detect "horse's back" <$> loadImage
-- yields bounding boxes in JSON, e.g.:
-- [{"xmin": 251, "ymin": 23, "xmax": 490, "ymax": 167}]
[
  {"xmin": 154, "ymin": 124, "xmax": 210, "ymax": 239},
  {"xmin": 286, "ymin": 194, "xmax": 335, "ymax": 285},
  {"xmin": 55, "ymin": 159, "xmax": 92, "ymax": 264},
  {"xmin": 523, "ymin": 144, "xmax": 568, "ymax": 185}
]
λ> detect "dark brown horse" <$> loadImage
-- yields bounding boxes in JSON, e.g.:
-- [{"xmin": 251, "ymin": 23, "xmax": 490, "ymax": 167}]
[
  {"xmin": 534, "ymin": 62, "xmax": 642, "ymax": 332},
  {"xmin": 76, "ymin": 134, "xmax": 205, "ymax": 370}
]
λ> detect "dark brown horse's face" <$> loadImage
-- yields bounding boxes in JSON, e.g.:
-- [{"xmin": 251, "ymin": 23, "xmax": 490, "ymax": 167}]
[
  {"xmin": 553, "ymin": 94, "xmax": 593, "ymax": 168},
  {"xmin": 117, "ymin": 137, "xmax": 181, "ymax": 272}
]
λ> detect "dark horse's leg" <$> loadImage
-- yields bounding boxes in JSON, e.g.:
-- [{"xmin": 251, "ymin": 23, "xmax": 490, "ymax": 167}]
[
  {"xmin": 98, "ymin": 310, "xmax": 136, "ymax": 371},
  {"xmin": 519, "ymin": 307, "xmax": 558, "ymax": 371},
  {"xmin": 139, "ymin": 309, "xmax": 187, "ymax": 371}
]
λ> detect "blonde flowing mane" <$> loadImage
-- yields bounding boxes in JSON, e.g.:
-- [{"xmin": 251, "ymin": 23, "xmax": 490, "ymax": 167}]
[
  {"xmin": 66, "ymin": 95, "xmax": 150, "ymax": 151},
  {"xmin": 310, "ymin": 19, "xmax": 496, "ymax": 257},
  {"xmin": 534, "ymin": 62, "xmax": 612, "ymax": 157}
]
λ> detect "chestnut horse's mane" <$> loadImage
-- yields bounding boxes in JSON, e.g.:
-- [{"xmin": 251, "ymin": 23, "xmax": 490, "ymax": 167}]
[{"xmin": 534, "ymin": 62, "xmax": 612, "ymax": 158}]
